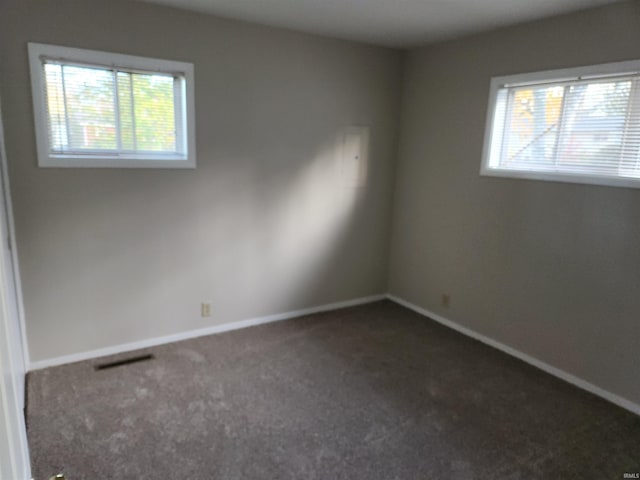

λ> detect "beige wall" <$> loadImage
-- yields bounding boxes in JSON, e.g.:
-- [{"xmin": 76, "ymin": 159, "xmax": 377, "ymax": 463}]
[
  {"xmin": 0, "ymin": 0, "xmax": 402, "ymax": 362},
  {"xmin": 2, "ymin": 0, "xmax": 638, "ymax": 410},
  {"xmin": 390, "ymin": 0, "xmax": 640, "ymax": 406}
]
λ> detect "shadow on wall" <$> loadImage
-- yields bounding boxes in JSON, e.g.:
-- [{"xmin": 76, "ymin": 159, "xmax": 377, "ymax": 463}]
[
  {"xmin": 25, "ymin": 125, "xmax": 375, "ymax": 358},
  {"xmin": 250, "ymin": 127, "xmax": 370, "ymax": 311}
]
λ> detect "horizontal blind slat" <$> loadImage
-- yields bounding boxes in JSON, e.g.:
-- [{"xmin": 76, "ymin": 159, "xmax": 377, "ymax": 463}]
[
  {"xmin": 493, "ymin": 74, "xmax": 640, "ymax": 179},
  {"xmin": 43, "ymin": 61, "xmax": 180, "ymax": 157}
]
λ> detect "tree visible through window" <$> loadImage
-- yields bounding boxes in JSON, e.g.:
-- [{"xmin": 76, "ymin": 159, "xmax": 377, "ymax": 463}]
[
  {"xmin": 29, "ymin": 43, "xmax": 195, "ymax": 168},
  {"xmin": 503, "ymin": 81, "xmax": 631, "ymax": 173},
  {"xmin": 483, "ymin": 60, "xmax": 640, "ymax": 188},
  {"xmin": 44, "ymin": 63, "xmax": 177, "ymax": 154}
]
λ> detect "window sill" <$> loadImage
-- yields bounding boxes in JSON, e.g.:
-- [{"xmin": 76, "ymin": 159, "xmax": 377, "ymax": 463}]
[
  {"xmin": 39, "ymin": 154, "xmax": 196, "ymax": 169},
  {"xmin": 480, "ymin": 166, "xmax": 640, "ymax": 189}
]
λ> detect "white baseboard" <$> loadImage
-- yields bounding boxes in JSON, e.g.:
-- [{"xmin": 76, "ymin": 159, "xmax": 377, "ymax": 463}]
[
  {"xmin": 30, "ymin": 292, "xmax": 640, "ymax": 418},
  {"xmin": 29, "ymin": 294, "xmax": 386, "ymax": 371},
  {"xmin": 387, "ymin": 294, "xmax": 640, "ymax": 417}
]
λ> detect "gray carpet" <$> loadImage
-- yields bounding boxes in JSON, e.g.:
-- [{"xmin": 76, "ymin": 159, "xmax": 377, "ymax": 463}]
[{"xmin": 27, "ymin": 300, "xmax": 640, "ymax": 479}]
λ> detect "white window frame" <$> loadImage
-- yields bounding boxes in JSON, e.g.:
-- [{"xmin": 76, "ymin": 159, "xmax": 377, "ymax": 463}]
[
  {"xmin": 28, "ymin": 43, "xmax": 196, "ymax": 169},
  {"xmin": 481, "ymin": 59, "xmax": 640, "ymax": 189}
]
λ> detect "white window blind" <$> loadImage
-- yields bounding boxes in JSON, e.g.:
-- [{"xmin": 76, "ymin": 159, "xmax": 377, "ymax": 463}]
[
  {"xmin": 44, "ymin": 62, "xmax": 181, "ymax": 155},
  {"xmin": 28, "ymin": 43, "xmax": 196, "ymax": 168},
  {"xmin": 482, "ymin": 60, "xmax": 640, "ymax": 188}
]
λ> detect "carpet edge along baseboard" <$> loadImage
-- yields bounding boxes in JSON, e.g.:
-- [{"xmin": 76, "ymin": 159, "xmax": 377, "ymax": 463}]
[
  {"xmin": 28, "ymin": 294, "xmax": 387, "ymax": 371},
  {"xmin": 387, "ymin": 294, "xmax": 640, "ymax": 418}
]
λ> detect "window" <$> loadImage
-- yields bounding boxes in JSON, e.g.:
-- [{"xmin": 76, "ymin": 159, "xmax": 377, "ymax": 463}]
[
  {"xmin": 481, "ymin": 59, "xmax": 640, "ymax": 188},
  {"xmin": 28, "ymin": 43, "xmax": 196, "ymax": 168}
]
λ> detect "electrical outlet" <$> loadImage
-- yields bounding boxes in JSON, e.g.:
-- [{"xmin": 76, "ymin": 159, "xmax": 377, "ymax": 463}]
[
  {"xmin": 441, "ymin": 294, "xmax": 450, "ymax": 308},
  {"xmin": 201, "ymin": 302, "xmax": 212, "ymax": 317}
]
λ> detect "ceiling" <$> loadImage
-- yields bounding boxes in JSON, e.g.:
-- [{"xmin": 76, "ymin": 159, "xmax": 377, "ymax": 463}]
[{"xmin": 138, "ymin": 0, "xmax": 618, "ymax": 47}]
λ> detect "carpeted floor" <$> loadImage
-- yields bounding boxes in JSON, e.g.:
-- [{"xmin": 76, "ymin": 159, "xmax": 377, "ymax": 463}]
[{"xmin": 27, "ymin": 300, "xmax": 640, "ymax": 479}]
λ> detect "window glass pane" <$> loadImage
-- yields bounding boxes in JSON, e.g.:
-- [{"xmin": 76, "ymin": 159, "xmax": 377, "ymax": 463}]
[
  {"xmin": 485, "ymin": 65, "xmax": 640, "ymax": 187},
  {"xmin": 31, "ymin": 43, "xmax": 195, "ymax": 167},
  {"xmin": 502, "ymin": 86, "xmax": 564, "ymax": 168},
  {"xmin": 43, "ymin": 65, "xmax": 179, "ymax": 154},
  {"xmin": 117, "ymin": 72, "xmax": 136, "ymax": 151},
  {"xmin": 44, "ymin": 64, "xmax": 69, "ymax": 151},
  {"xmin": 60, "ymin": 65, "xmax": 117, "ymax": 151},
  {"xmin": 556, "ymin": 81, "xmax": 630, "ymax": 173},
  {"xmin": 131, "ymin": 73, "xmax": 176, "ymax": 152}
]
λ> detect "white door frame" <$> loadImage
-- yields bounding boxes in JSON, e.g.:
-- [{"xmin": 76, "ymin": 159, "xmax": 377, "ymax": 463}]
[
  {"xmin": 0, "ymin": 96, "xmax": 31, "ymax": 479},
  {"xmin": 0, "ymin": 98, "xmax": 30, "ymax": 403}
]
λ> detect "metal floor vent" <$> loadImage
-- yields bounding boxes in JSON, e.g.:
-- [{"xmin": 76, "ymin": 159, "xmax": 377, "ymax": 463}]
[{"xmin": 94, "ymin": 354, "xmax": 155, "ymax": 371}]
